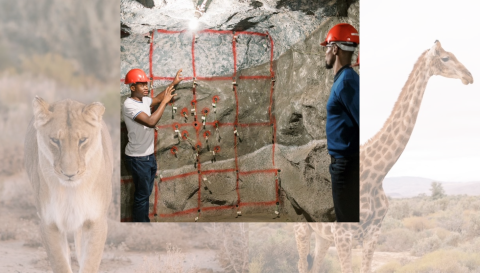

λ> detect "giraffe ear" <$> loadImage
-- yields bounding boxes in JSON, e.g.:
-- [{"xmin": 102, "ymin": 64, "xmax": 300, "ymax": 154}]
[{"xmin": 430, "ymin": 40, "xmax": 442, "ymax": 56}]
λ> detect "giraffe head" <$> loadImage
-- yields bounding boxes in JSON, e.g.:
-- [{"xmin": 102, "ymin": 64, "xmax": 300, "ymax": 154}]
[{"xmin": 427, "ymin": 40, "xmax": 473, "ymax": 85}]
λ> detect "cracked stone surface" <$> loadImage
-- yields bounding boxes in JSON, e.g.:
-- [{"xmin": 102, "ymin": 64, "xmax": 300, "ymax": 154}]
[
  {"xmin": 120, "ymin": 1, "xmax": 359, "ymax": 221},
  {"xmin": 121, "ymin": 0, "xmax": 353, "ymax": 75}
]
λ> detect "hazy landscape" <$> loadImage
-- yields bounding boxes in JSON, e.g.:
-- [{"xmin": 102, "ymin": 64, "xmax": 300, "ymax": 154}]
[
  {"xmin": 1, "ymin": 1, "xmax": 479, "ymax": 272},
  {"xmin": 249, "ymin": 191, "xmax": 480, "ymax": 273},
  {"xmin": 384, "ymin": 177, "xmax": 480, "ymax": 198}
]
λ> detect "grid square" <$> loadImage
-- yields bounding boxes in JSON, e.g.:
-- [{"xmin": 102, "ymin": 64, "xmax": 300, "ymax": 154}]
[
  {"xmin": 194, "ymin": 33, "xmax": 234, "ymax": 77},
  {"xmin": 238, "ymin": 172, "xmax": 276, "ymax": 203},
  {"xmin": 156, "ymin": 125, "xmax": 198, "ymax": 171},
  {"xmin": 199, "ymin": 172, "xmax": 237, "ymax": 207},
  {"xmin": 236, "ymin": 79, "xmax": 272, "ymax": 124},
  {"xmin": 235, "ymin": 126, "xmax": 273, "ymax": 159},
  {"xmin": 157, "ymin": 174, "xmax": 199, "ymax": 215},
  {"xmin": 236, "ymin": 34, "xmax": 271, "ymax": 75},
  {"xmin": 152, "ymin": 32, "xmax": 194, "ymax": 78},
  {"xmin": 195, "ymin": 80, "xmax": 236, "ymax": 124}
]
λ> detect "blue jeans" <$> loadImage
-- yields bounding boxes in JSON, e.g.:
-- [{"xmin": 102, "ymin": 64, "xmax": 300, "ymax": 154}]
[
  {"xmin": 125, "ymin": 154, "xmax": 157, "ymax": 222},
  {"xmin": 329, "ymin": 155, "xmax": 359, "ymax": 222}
]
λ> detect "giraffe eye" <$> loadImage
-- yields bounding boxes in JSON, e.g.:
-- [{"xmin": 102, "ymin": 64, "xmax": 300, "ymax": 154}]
[{"xmin": 441, "ymin": 56, "xmax": 449, "ymax": 62}]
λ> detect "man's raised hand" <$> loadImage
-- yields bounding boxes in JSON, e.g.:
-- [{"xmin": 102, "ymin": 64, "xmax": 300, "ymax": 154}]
[
  {"xmin": 172, "ymin": 69, "xmax": 183, "ymax": 85},
  {"xmin": 163, "ymin": 85, "xmax": 177, "ymax": 103}
]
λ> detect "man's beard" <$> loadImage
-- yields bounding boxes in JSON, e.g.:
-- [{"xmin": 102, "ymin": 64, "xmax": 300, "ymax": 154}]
[{"xmin": 325, "ymin": 61, "xmax": 333, "ymax": 69}]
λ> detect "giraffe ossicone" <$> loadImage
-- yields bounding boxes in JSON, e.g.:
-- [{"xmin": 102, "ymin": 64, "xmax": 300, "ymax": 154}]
[{"xmin": 294, "ymin": 40, "xmax": 473, "ymax": 273}]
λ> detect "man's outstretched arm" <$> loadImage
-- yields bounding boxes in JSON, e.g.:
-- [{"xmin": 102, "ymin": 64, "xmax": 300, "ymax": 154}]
[{"xmin": 135, "ymin": 85, "xmax": 177, "ymax": 128}]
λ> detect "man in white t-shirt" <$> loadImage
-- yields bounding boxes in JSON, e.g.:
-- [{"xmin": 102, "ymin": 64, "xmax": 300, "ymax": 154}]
[{"xmin": 123, "ymin": 68, "xmax": 182, "ymax": 222}]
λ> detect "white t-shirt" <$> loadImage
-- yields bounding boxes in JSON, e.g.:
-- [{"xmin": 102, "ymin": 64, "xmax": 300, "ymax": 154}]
[{"xmin": 123, "ymin": 97, "xmax": 155, "ymax": 156}]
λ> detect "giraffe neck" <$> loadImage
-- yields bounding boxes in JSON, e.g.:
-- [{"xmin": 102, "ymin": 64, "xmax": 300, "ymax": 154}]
[{"xmin": 364, "ymin": 50, "xmax": 432, "ymax": 179}]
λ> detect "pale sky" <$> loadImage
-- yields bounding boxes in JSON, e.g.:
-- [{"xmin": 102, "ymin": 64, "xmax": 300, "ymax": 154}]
[{"xmin": 361, "ymin": 0, "xmax": 480, "ymax": 182}]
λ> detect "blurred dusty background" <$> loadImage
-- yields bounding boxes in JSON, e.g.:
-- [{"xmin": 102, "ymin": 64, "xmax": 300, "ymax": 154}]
[{"xmin": 0, "ymin": 1, "xmax": 245, "ymax": 272}]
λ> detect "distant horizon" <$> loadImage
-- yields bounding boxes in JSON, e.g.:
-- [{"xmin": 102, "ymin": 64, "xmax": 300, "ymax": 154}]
[{"xmin": 384, "ymin": 176, "xmax": 480, "ymax": 183}]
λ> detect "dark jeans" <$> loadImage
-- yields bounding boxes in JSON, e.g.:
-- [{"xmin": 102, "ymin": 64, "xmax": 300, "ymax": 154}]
[
  {"xmin": 329, "ymin": 154, "xmax": 359, "ymax": 222},
  {"xmin": 125, "ymin": 154, "xmax": 157, "ymax": 222}
]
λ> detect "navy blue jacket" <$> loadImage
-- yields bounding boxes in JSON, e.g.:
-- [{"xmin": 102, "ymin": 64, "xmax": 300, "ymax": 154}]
[{"xmin": 326, "ymin": 65, "xmax": 359, "ymax": 158}]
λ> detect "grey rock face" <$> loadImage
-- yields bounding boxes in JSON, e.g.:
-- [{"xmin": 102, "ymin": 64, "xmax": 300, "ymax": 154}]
[
  {"xmin": 120, "ymin": 1, "xmax": 359, "ymax": 221},
  {"xmin": 121, "ymin": 0, "xmax": 352, "ymax": 68}
]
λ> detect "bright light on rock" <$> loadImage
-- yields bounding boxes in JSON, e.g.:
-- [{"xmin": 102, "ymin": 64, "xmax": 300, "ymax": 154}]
[{"xmin": 189, "ymin": 18, "xmax": 199, "ymax": 31}]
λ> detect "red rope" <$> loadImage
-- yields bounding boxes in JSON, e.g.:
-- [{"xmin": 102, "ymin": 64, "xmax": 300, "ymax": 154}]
[
  {"xmin": 196, "ymin": 76, "xmax": 232, "ymax": 81},
  {"xmin": 238, "ymin": 169, "xmax": 279, "ymax": 176},
  {"xmin": 233, "ymin": 32, "xmax": 237, "ymax": 78},
  {"xmin": 122, "ymin": 29, "xmax": 281, "ymax": 220},
  {"xmin": 149, "ymin": 31, "xmax": 154, "ymax": 79},
  {"xmin": 159, "ymin": 171, "xmax": 198, "ymax": 182},
  {"xmin": 267, "ymin": 31, "xmax": 274, "ymax": 78},
  {"xmin": 199, "ymin": 29, "xmax": 233, "ymax": 34},
  {"xmin": 153, "ymin": 76, "xmax": 194, "ymax": 81}
]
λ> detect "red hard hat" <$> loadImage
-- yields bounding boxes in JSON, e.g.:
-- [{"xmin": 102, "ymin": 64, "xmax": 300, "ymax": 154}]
[
  {"xmin": 124, "ymin": 69, "xmax": 149, "ymax": 84},
  {"xmin": 321, "ymin": 23, "xmax": 359, "ymax": 46}
]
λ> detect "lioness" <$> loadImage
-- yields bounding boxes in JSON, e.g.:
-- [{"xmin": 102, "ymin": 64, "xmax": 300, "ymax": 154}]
[{"xmin": 24, "ymin": 96, "xmax": 113, "ymax": 273}]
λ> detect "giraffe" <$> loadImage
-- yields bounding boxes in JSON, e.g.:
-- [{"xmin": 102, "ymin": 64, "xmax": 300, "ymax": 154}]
[{"xmin": 294, "ymin": 40, "xmax": 473, "ymax": 273}]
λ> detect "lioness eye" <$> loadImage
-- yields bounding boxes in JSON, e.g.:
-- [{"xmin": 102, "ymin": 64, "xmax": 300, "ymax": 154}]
[
  {"xmin": 50, "ymin": 138, "xmax": 60, "ymax": 145},
  {"xmin": 79, "ymin": 138, "xmax": 87, "ymax": 145},
  {"xmin": 441, "ymin": 56, "xmax": 449, "ymax": 62}
]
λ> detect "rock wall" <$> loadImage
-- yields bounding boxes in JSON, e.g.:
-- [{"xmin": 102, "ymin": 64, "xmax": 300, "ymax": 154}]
[{"xmin": 120, "ymin": 2, "xmax": 359, "ymax": 222}]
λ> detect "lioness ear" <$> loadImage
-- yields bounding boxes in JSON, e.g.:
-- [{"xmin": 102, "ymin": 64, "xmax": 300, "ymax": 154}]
[
  {"xmin": 33, "ymin": 96, "xmax": 52, "ymax": 129},
  {"xmin": 83, "ymin": 102, "xmax": 105, "ymax": 126}
]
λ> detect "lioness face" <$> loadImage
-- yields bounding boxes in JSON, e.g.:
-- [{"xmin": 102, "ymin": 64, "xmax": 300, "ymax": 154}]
[{"xmin": 33, "ymin": 97, "xmax": 105, "ymax": 186}]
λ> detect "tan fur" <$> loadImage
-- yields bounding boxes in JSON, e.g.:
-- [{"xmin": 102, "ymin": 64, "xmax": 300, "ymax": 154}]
[
  {"xmin": 24, "ymin": 97, "xmax": 113, "ymax": 273},
  {"xmin": 294, "ymin": 41, "xmax": 473, "ymax": 273}
]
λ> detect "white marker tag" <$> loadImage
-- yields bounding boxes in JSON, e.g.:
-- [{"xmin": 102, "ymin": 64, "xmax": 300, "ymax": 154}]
[
  {"xmin": 237, "ymin": 211, "xmax": 242, "ymax": 215},
  {"xmin": 212, "ymin": 151, "xmax": 215, "ymax": 155},
  {"xmin": 212, "ymin": 103, "xmax": 216, "ymax": 107},
  {"xmin": 175, "ymin": 129, "xmax": 179, "ymax": 133},
  {"xmin": 234, "ymin": 129, "xmax": 237, "ymax": 134},
  {"xmin": 202, "ymin": 116, "xmax": 206, "ymax": 121},
  {"xmin": 275, "ymin": 211, "xmax": 279, "ymax": 215},
  {"xmin": 195, "ymin": 217, "xmax": 198, "ymax": 222},
  {"xmin": 203, "ymin": 177, "xmax": 207, "ymax": 181},
  {"xmin": 173, "ymin": 106, "xmax": 177, "ymax": 110},
  {"xmin": 191, "ymin": 108, "xmax": 195, "ymax": 112}
]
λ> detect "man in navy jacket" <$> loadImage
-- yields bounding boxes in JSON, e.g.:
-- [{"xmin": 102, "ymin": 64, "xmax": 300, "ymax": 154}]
[{"xmin": 321, "ymin": 23, "xmax": 359, "ymax": 222}]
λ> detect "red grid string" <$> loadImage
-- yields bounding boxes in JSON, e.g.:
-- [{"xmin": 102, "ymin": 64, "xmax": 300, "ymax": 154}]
[{"xmin": 121, "ymin": 29, "xmax": 277, "ymax": 221}]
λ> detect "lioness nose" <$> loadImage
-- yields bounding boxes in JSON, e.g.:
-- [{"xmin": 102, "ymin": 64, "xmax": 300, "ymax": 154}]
[{"xmin": 61, "ymin": 170, "xmax": 78, "ymax": 178}]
